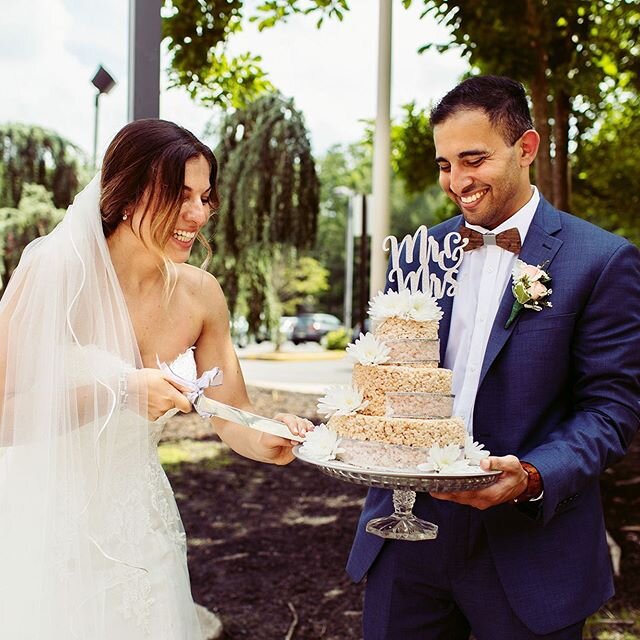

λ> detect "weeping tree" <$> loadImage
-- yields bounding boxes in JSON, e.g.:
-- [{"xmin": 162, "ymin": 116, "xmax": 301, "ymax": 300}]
[
  {"xmin": 0, "ymin": 184, "xmax": 65, "ymax": 289},
  {"xmin": 0, "ymin": 124, "xmax": 84, "ymax": 209},
  {"xmin": 208, "ymin": 93, "xmax": 320, "ymax": 336}
]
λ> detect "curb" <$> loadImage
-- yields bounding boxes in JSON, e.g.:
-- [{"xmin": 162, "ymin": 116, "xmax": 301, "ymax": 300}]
[{"xmin": 238, "ymin": 351, "xmax": 346, "ymax": 362}]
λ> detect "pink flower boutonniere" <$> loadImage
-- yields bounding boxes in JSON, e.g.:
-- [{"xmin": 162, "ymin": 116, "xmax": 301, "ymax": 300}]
[{"xmin": 505, "ymin": 260, "xmax": 553, "ymax": 329}]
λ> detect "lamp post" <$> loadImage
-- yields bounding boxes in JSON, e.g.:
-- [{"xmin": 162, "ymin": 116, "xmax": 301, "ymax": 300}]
[
  {"xmin": 91, "ymin": 65, "xmax": 117, "ymax": 169},
  {"xmin": 334, "ymin": 187, "xmax": 355, "ymax": 331},
  {"xmin": 370, "ymin": 0, "xmax": 392, "ymax": 298}
]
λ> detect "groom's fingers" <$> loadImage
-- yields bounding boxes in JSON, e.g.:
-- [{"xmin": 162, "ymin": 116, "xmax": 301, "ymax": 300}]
[{"xmin": 431, "ymin": 455, "xmax": 527, "ymax": 509}]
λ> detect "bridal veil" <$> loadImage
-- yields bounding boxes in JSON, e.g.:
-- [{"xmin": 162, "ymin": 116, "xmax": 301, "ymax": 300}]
[{"xmin": 0, "ymin": 174, "xmax": 162, "ymax": 637}]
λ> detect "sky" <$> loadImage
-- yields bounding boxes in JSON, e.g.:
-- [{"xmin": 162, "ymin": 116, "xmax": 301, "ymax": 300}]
[{"xmin": 0, "ymin": 0, "xmax": 469, "ymax": 161}]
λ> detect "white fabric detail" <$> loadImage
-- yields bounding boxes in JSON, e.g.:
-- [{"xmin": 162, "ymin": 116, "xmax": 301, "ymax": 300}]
[
  {"xmin": 444, "ymin": 187, "xmax": 540, "ymax": 434},
  {"xmin": 0, "ymin": 176, "xmax": 203, "ymax": 639}
]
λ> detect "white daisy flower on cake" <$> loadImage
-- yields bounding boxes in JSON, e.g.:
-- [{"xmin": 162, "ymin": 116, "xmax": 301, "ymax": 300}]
[
  {"xmin": 408, "ymin": 292, "xmax": 443, "ymax": 322},
  {"xmin": 417, "ymin": 443, "xmax": 470, "ymax": 474},
  {"xmin": 464, "ymin": 435, "xmax": 490, "ymax": 466},
  {"xmin": 346, "ymin": 332, "xmax": 391, "ymax": 365},
  {"xmin": 299, "ymin": 424, "xmax": 345, "ymax": 462},
  {"xmin": 317, "ymin": 385, "xmax": 369, "ymax": 417},
  {"xmin": 368, "ymin": 290, "xmax": 399, "ymax": 320},
  {"xmin": 368, "ymin": 288, "xmax": 415, "ymax": 320},
  {"xmin": 395, "ymin": 288, "xmax": 415, "ymax": 315}
]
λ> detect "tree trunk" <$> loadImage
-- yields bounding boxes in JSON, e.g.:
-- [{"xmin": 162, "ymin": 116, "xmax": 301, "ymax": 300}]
[
  {"xmin": 526, "ymin": 0, "xmax": 553, "ymax": 200},
  {"xmin": 552, "ymin": 88, "xmax": 571, "ymax": 212},
  {"xmin": 531, "ymin": 76, "xmax": 553, "ymax": 201}
]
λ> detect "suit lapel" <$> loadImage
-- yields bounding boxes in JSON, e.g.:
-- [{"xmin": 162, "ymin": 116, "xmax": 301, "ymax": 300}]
[
  {"xmin": 478, "ymin": 199, "xmax": 564, "ymax": 388},
  {"xmin": 431, "ymin": 216, "xmax": 463, "ymax": 364}
]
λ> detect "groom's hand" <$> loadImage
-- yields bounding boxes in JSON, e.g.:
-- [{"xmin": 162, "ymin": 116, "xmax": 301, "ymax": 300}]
[{"xmin": 430, "ymin": 455, "xmax": 528, "ymax": 510}]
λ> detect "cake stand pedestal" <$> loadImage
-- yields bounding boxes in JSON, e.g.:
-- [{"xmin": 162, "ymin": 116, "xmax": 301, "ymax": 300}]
[{"xmin": 293, "ymin": 447, "xmax": 501, "ymax": 541}]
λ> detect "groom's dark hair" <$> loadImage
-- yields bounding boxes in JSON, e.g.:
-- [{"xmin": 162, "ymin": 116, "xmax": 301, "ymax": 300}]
[{"xmin": 430, "ymin": 75, "xmax": 534, "ymax": 146}]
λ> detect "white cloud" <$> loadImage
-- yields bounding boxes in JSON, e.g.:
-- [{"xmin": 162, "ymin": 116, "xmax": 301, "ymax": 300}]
[{"xmin": 0, "ymin": 0, "xmax": 468, "ymax": 161}]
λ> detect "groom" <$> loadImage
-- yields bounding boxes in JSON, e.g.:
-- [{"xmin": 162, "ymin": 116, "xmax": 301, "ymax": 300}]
[{"xmin": 347, "ymin": 75, "xmax": 640, "ymax": 639}]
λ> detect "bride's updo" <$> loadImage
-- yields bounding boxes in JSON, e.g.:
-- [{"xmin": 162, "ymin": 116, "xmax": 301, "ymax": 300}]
[{"xmin": 99, "ymin": 119, "xmax": 219, "ymax": 256}]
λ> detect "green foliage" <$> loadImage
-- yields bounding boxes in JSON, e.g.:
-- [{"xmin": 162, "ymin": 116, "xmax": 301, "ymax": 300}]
[
  {"xmin": 203, "ymin": 93, "xmax": 320, "ymax": 335},
  {"xmin": 163, "ymin": 0, "xmax": 274, "ymax": 109},
  {"xmin": 0, "ymin": 123, "xmax": 83, "ymax": 209},
  {"xmin": 0, "ymin": 184, "xmax": 65, "ymax": 288},
  {"xmin": 413, "ymin": 0, "xmax": 640, "ymax": 209},
  {"xmin": 392, "ymin": 103, "xmax": 437, "ymax": 195},
  {"xmin": 163, "ymin": 0, "xmax": 372, "ymax": 108},
  {"xmin": 572, "ymin": 95, "xmax": 640, "ymax": 245},
  {"xmin": 273, "ymin": 253, "xmax": 329, "ymax": 316},
  {"xmin": 252, "ymin": 0, "xmax": 350, "ymax": 30},
  {"xmin": 158, "ymin": 439, "xmax": 231, "ymax": 472},
  {"xmin": 313, "ymin": 129, "xmax": 452, "ymax": 319},
  {"xmin": 323, "ymin": 327, "xmax": 350, "ymax": 350}
]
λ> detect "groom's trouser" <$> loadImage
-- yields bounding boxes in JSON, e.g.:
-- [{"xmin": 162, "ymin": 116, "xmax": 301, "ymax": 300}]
[{"xmin": 362, "ymin": 502, "xmax": 585, "ymax": 640}]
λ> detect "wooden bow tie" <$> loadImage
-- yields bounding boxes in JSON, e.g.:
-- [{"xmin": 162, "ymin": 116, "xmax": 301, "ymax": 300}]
[{"xmin": 458, "ymin": 225, "xmax": 522, "ymax": 254}]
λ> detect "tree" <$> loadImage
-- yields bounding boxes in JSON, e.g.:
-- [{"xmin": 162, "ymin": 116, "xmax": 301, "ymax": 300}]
[
  {"xmin": 163, "ymin": 0, "xmax": 274, "ymax": 109},
  {"xmin": 313, "ymin": 130, "xmax": 451, "ymax": 321},
  {"xmin": 572, "ymin": 95, "xmax": 640, "ymax": 245},
  {"xmin": 0, "ymin": 184, "xmax": 65, "ymax": 288},
  {"xmin": 203, "ymin": 93, "xmax": 320, "ymax": 335},
  {"xmin": 162, "ymin": 0, "xmax": 378, "ymax": 109},
  {"xmin": 0, "ymin": 124, "xmax": 84, "ymax": 209},
  {"xmin": 251, "ymin": 0, "xmax": 640, "ymax": 215},
  {"xmin": 272, "ymin": 251, "xmax": 329, "ymax": 321},
  {"xmin": 414, "ymin": 0, "xmax": 640, "ymax": 212}
]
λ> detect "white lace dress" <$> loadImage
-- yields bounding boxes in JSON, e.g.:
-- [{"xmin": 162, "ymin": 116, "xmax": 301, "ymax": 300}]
[
  {"xmin": 96, "ymin": 349, "xmax": 204, "ymax": 639},
  {"xmin": 49, "ymin": 349, "xmax": 204, "ymax": 639}
]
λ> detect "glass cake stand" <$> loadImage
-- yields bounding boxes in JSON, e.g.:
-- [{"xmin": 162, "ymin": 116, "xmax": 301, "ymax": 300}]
[{"xmin": 293, "ymin": 446, "xmax": 501, "ymax": 541}]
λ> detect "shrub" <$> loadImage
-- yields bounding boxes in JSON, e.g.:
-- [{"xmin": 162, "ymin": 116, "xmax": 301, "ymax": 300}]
[{"xmin": 324, "ymin": 327, "xmax": 350, "ymax": 351}]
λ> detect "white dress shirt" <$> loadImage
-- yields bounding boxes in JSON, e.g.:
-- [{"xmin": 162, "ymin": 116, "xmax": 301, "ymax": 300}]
[{"xmin": 444, "ymin": 187, "xmax": 540, "ymax": 435}]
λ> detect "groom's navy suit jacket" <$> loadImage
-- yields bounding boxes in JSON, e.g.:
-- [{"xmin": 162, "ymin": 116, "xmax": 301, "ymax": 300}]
[{"xmin": 347, "ymin": 196, "xmax": 640, "ymax": 634}]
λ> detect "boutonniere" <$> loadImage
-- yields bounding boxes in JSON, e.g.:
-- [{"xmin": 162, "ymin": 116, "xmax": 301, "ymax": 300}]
[{"xmin": 505, "ymin": 259, "xmax": 553, "ymax": 329}]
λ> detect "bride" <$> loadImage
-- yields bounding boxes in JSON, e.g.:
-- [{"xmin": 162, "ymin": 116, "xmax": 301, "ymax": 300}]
[{"xmin": 0, "ymin": 119, "xmax": 311, "ymax": 638}]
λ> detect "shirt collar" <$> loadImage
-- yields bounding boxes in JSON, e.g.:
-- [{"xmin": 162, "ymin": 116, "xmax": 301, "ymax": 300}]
[{"xmin": 465, "ymin": 186, "xmax": 539, "ymax": 244}]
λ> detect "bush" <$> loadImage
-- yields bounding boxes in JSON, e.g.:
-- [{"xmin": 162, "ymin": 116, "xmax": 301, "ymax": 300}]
[{"xmin": 323, "ymin": 327, "xmax": 350, "ymax": 351}]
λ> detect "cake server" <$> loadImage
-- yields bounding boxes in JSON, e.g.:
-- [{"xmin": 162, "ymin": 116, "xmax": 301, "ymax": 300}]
[{"xmin": 195, "ymin": 395, "xmax": 305, "ymax": 442}]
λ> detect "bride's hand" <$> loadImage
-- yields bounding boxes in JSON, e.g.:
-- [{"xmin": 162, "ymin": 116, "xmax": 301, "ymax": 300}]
[
  {"xmin": 126, "ymin": 368, "xmax": 192, "ymax": 421},
  {"xmin": 274, "ymin": 413, "xmax": 315, "ymax": 440},
  {"xmin": 254, "ymin": 414, "xmax": 314, "ymax": 465}
]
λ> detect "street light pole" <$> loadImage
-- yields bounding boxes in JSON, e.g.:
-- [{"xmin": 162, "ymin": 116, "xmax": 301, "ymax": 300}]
[
  {"xmin": 359, "ymin": 194, "xmax": 369, "ymax": 332},
  {"xmin": 93, "ymin": 92, "xmax": 100, "ymax": 170},
  {"xmin": 344, "ymin": 195, "xmax": 354, "ymax": 331},
  {"xmin": 334, "ymin": 186, "xmax": 356, "ymax": 331},
  {"xmin": 370, "ymin": 0, "xmax": 392, "ymax": 298},
  {"xmin": 91, "ymin": 65, "xmax": 117, "ymax": 170}
]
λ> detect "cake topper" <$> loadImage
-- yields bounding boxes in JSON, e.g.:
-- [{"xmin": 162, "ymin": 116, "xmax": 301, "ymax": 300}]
[{"xmin": 383, "ymin": 226, "xmax": 465, "ymax": 300}]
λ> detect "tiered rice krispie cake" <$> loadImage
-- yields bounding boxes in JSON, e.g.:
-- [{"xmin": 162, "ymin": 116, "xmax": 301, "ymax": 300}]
[{"xmin": 317, "ymin": 288, "xmax": 466, "ymax": 470}]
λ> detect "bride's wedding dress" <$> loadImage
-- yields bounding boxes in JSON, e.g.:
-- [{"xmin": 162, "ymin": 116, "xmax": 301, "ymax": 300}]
[
  {"xmin": 1, "ymin": 348, "xmax": 204, "ymax": 639},
  {"xmin": 87, "ymin": 348, "xmax": 204, "ymax": 639},
  {"xmin": 0, "ymin": 177, "xmax": 206, "ymax": 639}
]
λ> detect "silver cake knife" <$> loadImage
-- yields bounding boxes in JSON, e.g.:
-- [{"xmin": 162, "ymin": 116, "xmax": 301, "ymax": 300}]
[{"xmin": 195, "ymin": 395, "xmax": 305, "ymax": 442}]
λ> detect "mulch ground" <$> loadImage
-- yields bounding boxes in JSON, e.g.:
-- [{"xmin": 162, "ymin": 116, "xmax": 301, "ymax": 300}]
[{"xmin": 164, "ymin": 417, "xmax": 640, "ymax": 640}]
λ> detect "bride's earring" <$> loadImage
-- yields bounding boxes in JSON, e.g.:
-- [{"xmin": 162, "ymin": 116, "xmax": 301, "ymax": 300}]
[{"xmin": 122, "ymin": 211, "xmax": 129, "ymax": 221}]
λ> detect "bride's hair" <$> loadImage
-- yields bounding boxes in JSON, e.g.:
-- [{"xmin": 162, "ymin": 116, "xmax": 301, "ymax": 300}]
[{"xmin": 100, "ymin": 119, "xmax": 219, "ymax": 274}]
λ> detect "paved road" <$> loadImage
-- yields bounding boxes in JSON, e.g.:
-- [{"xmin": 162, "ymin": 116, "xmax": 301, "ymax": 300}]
[{"xmin": 238, "ymin": 355, "xmax": 352, "ymax": 393}]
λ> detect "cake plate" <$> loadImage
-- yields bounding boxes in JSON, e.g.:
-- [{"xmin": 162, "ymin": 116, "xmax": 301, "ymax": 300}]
[{"xmin": 293, "ymin": 446, "xmax": 501, "ymax": 541}]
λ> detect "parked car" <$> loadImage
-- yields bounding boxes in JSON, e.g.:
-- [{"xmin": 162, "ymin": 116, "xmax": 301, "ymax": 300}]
[
  {"xmin": 279, "ymin": 316, "xmax": 298, "ymax": 342},
  {"xmin": 231, "ymin": 315, "xmax": 299, "ymax": 346},
  {"xmin": 292, "ymin": 313, "xmax": 342, "ymax": 344},
  {"xmin": 230, "ymin": 315, "xmax": 250, "ymax": 348}
]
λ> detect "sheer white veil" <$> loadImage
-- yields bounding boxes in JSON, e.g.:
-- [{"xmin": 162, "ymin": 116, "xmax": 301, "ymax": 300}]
[{"xmin": 0, "ymin": 174, "xmax": 154, "ymax": 637}]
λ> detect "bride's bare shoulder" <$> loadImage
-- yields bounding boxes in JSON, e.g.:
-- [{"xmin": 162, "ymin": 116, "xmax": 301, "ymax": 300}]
[
  {"xmin": 177, "ymin": 263, "xmax": 224, "ymax": 298},
  {"xmin": 176, "ymin": 264, "xmax": 229, "ymax": 327}
]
